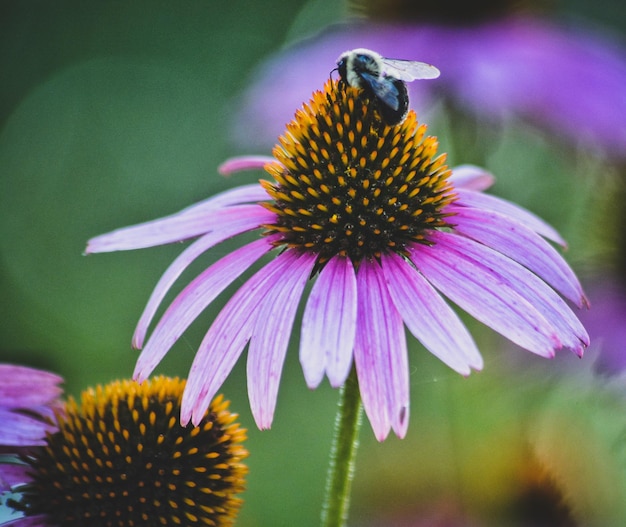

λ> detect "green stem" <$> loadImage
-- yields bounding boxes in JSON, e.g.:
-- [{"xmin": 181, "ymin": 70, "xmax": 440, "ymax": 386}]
[{"xmin": 320, "ymin": 367, "xmax": 363, "ymax": 527}]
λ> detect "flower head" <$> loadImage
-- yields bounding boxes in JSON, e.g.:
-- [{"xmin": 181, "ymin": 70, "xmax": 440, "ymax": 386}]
[
  {"xmin": 1, "ymin": 375, "xmax": 247, "ymax": 527},
  {"xmin": 87, "ymin": 79, "xmax": 588, "ymax": 440},
  {"xmin": 261, "ymin": 83, "xmax": 454, "ymax": 267}
]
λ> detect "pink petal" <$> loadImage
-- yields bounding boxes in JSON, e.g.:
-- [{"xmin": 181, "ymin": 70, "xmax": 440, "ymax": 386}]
[
  {"xmin": 454, "ymin": 188, "xmax": 566, "ymax": 246},
  {"xmin": 181, "ymin": 250, "xmax": 303, "ymax": 426},
  {"xmin": 0, "ymin": 364, "xmax": 63, "ymax": 387},
  {"xmin": 300, "ymin": 256, "xmax": 357, "ymax": 389},
  {"xmin": 3, "ymin": 516, "xmax": 50, "ymax": 527},
  {"xmin": 132, "ymin": 207, "xmax": 276, "ymax": 348},
  {"xmin": 410, "ymin": 236, "xmax": 561, "ymax": 357},
  {"xmin": 0, "ymin": 409, "xmax": 57, "ymax": 447},
  {"xmin": 354, "ymin": 259, "xmax": 409, "ymax": 441},
  {"xmin": 248, "ymin": 252, "xmax": 316, "ymax": 429},
  {"xmin": 133, "ymin": 236, "xmax": 277, "ymax": 382},
  {"xmin": 450, "ymin": 205, "xmax": 587, "ymax": 307},
  {"xmin": 0, "ymin": 463, "xmax": 33, "ymax": 490},
  {"xmin": 0, "ymin": 365, "xmax": 63, "ymax": 407},
  {"xmin": 381, "ymin": 252, "xmax": 483, "ymax": 375},
  {"xmin": 413, "ymin": 232, "xmax": 588, "ymax": 356},
  {"xmin": 86, "ymin": 187, "xmax": 269, "ymax": 253},
  {"xmin": 433, "ymin": 231, "xmax": 588, "ymax": 354},
  {"xmin": 449, "ymin": 164, "xmax": 495, "ymax": 191},
  {"xmin": 218, "ymin": 155, "xmax": 277, "ymax": 175}
]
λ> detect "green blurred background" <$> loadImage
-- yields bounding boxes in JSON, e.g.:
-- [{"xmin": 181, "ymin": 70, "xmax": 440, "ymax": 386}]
[{"xmin": 2, "ymin": 1, "xmax": 626, "ymax": 526}]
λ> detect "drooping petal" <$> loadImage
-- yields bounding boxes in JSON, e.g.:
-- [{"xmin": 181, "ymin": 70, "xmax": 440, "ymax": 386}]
[
  {"xmin": 449, "ymin": 164, "xmax": 495, "ymax": 191},
  {"xmin": 431, "ymin": 231, "xmax": 588, "ymax": 354},
  {"xmin": 410, "ymin": 236, "xmax": 561, "ymax": 357},
  {"xmin": 452, "ymin": 230, "xmax": 588, "ymax": 349},
  {"xmin": 454, "ymin": 188, "xmax": 566, "ymax": 246},
  {"xmin": 381, "ymin": 252, "xmax": 483, "ymax": 375},
  {"xmin": 133, "ymin": 236, "xmax": 277, "ymax": 382},
  {"xmin": 218, "ymin": 155, "xmax": 277, "ymax": 176},
  {"xmin": 181, "ymin": 250, "xmax": 303, "ymax": 426},
  {"xmin": 412, "ymin": 232, "xmax": 589, "ymax": 356},
  {"xmin": 354, "ymin": 259, "xmax": 409, "ymax": 440},
  {"xmin": 248, "ymin": 252, "xmax": 316, "ymax": 429},
  {"xmin": 132, "ymin": 207, "xmax": 276, "ymax": 348},
  {"xmin": 86, "ymin": 189, "xmax": 269, "ymax": 253},
  {"xmin": 449, "ymin": 205, "xmax": 587, "ymax": 307},
  {"xmin": 300, "ymin": 255, "xmax": 357, "ymax": 389}
]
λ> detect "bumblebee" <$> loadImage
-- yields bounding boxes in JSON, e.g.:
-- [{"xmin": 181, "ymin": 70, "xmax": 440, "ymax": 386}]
[{"xmin": 336, "ymin": 48, "xmax": 440, "ymax": 125}]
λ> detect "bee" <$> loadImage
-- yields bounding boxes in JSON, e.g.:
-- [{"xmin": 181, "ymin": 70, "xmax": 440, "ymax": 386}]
[{"xmin": 335, "ymin": 48, "xmax": 440, "ymax": 125}]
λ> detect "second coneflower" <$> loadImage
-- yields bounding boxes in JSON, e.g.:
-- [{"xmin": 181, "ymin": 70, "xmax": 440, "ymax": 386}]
[
  {"xmin": 1, "ymin": 374, "xmax": 247, "ymax": 527},
  {"xmin": 87, "ymin": 79, "xmax": 588, "ymax": 440}
]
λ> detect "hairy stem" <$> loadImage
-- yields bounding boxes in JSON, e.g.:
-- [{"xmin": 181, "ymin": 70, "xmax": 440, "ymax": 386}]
[{"xmin": 320, "ymin": 367, "xmax": 363, "ymax": 527}]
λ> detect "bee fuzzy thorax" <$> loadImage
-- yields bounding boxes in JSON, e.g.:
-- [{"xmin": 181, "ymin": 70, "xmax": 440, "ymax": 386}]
[
  {"xmin": 338, "ymin": 48, "xmax": 384, "ymax": 88},
  {"xmin": 335, "ymin": 47, "xmax": 440, "ymax": 125}
]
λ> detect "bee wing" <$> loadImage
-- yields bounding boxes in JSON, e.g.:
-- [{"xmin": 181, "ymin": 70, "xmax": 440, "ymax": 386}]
[
  {"xmin": 380, "ymin": 58, "xmax": 440, "ymax": 81},
  {"xmin": 361, "ymin": 72, "xmax": 400, "ymax": 110}
]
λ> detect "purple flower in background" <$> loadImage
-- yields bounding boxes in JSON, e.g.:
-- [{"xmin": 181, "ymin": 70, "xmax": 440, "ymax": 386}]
[
  {"xmin": 233, "ymin": 16, "xmax": 626, "ymax": 158},
  {"xmin": 87, "ymin": 80, "xmax": 588, "ymax": 440},
  {"xmin": 579, "ymin": 278, "xmax": 626, "ymax": 376}
]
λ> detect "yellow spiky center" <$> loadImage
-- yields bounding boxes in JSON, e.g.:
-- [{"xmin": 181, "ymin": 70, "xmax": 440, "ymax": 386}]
[
  {"xmin": 12, "ymin": 377, "xmax": 248, "ymax": 527},
  {"xmin": 261, "ymin": 79, "xmax": 456, "ymax": 269}
]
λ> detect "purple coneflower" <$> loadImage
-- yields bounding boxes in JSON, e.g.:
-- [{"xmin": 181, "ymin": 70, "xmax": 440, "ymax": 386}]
[
  {"xmin": 87, "ymin": 79, "xmax": 588, "ymax": 440},
  {"xmin": 0, "ymin": 373, "xmax": 247, "ymax": 527}
]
